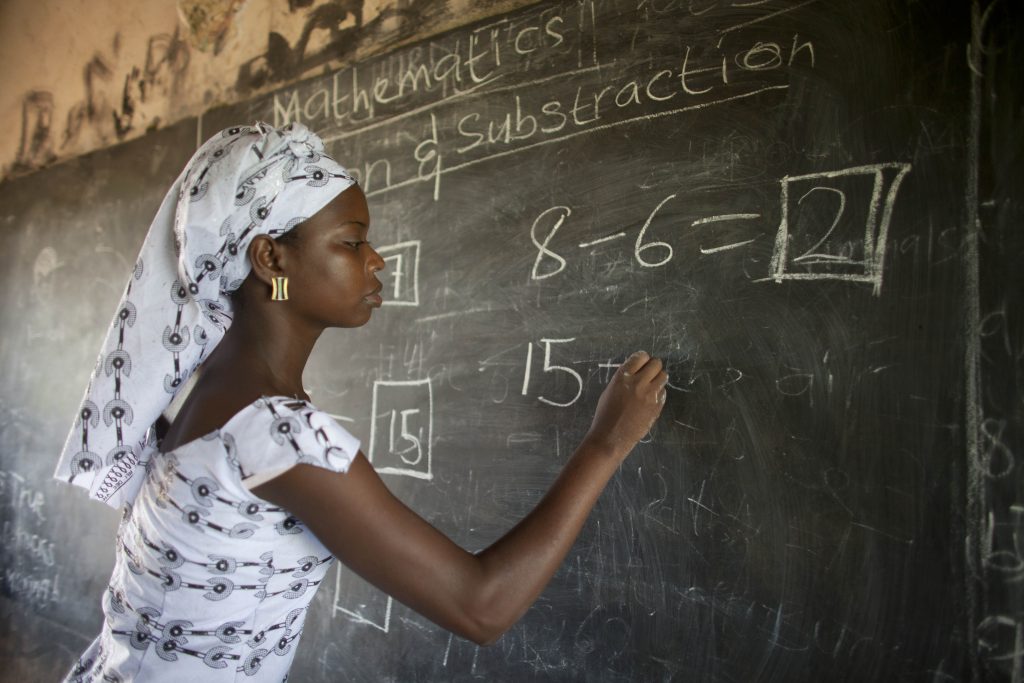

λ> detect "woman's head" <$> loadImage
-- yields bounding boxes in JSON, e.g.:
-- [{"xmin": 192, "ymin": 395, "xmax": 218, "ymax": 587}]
[
  {"xmin": 233, "ymin": 183, "xmax": 386, "ymax": 328},
  {"xmin": 175, "ymin": 122, "xmax": 363, "ymax": 331},
  {"xmin": 56, "ymin": 122, "xmax": 379, "ymax": 506}
]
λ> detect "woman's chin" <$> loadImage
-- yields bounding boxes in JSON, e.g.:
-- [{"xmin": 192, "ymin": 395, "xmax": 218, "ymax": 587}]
[{"xmin": 332, "ymin": 309, "xmax": 375, "ymax": 329}]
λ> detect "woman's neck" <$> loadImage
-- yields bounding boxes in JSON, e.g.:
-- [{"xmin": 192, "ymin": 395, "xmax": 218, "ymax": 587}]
[{"xmin": 202, "ymin": 300, "xmax": 323, "ymax": 400}]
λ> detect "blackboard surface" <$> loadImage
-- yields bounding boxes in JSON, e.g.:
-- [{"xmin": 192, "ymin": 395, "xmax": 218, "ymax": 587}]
[
  {"xmin": 2, "ymin": 1, "xmax": 1021, "ymax": 681},
  {"xmin": 0, "ymin": 119, "xmax": 200, "ymax": 679}
]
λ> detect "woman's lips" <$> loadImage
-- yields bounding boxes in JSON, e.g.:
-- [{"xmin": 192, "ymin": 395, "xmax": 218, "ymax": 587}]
[{"xmin": 364, "ymin": 285, "xmax": 383, "ymax": 306}]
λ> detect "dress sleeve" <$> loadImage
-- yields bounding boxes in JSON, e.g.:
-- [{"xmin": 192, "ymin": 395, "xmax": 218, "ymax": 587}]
[{"xmin": 226, "ymin": 396, "xmax": 361, "ymax": 491}]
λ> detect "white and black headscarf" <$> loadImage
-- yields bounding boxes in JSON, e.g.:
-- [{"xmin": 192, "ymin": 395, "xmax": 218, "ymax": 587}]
[{"xmin": 54, "ymin": 122, "xmax": 357, "ymax": 508}]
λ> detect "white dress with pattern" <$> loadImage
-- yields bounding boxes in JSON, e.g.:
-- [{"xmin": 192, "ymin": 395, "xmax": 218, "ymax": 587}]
[{"xmin": 64, "ymin": 396, "xmax": 359, "ymax": 682}]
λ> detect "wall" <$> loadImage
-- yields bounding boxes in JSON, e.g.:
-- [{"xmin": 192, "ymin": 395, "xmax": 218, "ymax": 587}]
[{"xmin": 0, "ymin": 0, "xmax": 537, "ymax": 182}]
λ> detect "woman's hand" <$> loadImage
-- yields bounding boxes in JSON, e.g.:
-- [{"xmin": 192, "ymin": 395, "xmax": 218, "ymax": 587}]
[{"xmin": 584, "ymin": 351, "xmax": 668, "ymax": 460}]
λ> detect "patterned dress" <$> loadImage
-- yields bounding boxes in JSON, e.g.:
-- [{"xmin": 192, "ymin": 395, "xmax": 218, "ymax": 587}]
[{"xmin": 64, "ymin": 396, "xmax": 360, "ymax": 682}]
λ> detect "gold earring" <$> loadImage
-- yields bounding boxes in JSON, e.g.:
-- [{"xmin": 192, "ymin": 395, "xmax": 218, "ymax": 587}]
[{"xmin": 271, "ymin": 276, "xmax": 289, "ymax": 301}]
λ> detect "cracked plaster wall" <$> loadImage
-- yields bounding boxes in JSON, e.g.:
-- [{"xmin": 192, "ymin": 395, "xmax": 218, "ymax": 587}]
[{"xmin": 0, "ymin": 0, "xmax": 535, "ymax": 182}]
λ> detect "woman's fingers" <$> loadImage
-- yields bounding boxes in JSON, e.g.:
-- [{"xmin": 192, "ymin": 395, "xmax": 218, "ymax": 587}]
[
  {"xmin": 619, "ymin": 351, "xmax": 650, "ymax": 377},
  {"xmin": 656, "ymin": 370, "xmax": 669, "ymax": 400},
  {"xmin": 618, "ymin": 351, "xmax": 669, "ymax": 403},
  {"xmin": 634, "ymin": 356, "xmax": 664, "ymax": 384}
]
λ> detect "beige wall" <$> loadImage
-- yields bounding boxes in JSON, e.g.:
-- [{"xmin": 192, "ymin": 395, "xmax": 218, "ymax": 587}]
[{"xmin": 0, "ymin": 0, "xmax": 534, "ymax": 182}]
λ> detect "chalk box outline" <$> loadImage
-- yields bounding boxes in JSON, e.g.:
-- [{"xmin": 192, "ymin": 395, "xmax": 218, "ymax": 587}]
[
  {"xmin": 368, "ymin": 378, "xmax": 434, "ymax": 480},
  {"xmin": 376, "ymin": 240, "xmax": 421, "ymax": 307},
  {"xmin": 768, "ymin": 162, "xmax": 911, "ymax": 295}
]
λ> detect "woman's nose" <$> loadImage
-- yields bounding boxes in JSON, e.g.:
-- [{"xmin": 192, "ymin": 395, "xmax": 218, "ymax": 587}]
[{"xmin": 367, "ymin": 246, "xmax": 385, "ymax": 273}]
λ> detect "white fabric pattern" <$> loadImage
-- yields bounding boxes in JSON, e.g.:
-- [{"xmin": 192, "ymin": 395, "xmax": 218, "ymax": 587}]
[
  {"xmin": 63, "ymin": 396, "xmax": 360, "ymax": 682},
  {"xmin": 54, "ymin": 122, "xmax": 356, "ymax": 508}
]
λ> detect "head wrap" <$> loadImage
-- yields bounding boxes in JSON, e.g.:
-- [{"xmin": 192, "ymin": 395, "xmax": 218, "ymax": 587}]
[{"xmin": 54, "ymin": 122, "xmax": 357, "ymax": 508}]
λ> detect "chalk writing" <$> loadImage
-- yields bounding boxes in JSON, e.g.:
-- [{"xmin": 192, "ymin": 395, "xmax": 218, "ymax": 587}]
[
  {"xmin": 265, "ymin": 0, "xmax": 817, "ymax": 201},
  {"xmin": 531, "ymin": 164, "xmax": 913, "ymax": 284},
  {"xmin": 530, "ymin": 206, "xmax": 571, "ymax": 280},
  {"xmin": 376, "ymin": 240, "xmax": 421, "ymax": 306},
  {"xmin": 1, "ymin": 520, "xmax": 57, "ymax": 567},
  {"xmin": 517, "ymin": 342, "xmax": 643, "ymax": 409},
  {"xmin": 2, "ymin": 567, "xmax": 63, "ymax": 608},
  {"xmin": 979, "ymin": 418, "xmax": 1014, "ymax": 479},
  {"xmin": 983, "ymin": 504, "xmax": 1024, "ymax": 578},
  {"xmin": 0, "ymin": 469, "xmax": 47, "ymax": 522},
  {"xmin": 634, "ymin": 193, "xmax": 675, "ymax": 268},
  {"xmin": 766, "ymin": 163, "xmax": 912, "ymax": 295},
  {"xmin": 0, "ymin": 465, "xmax": 65, "ymax": 613},
  {"xmin": 977, "ymin": 614, "xmax": 1024, "ymax": 679},
  {"xmin": 368, "ymin": 379, "xmax": 434, "ymax": 479},
  {"xmin": 415, "ymin": 113, "xmax": 443, "ymax": 201},
  {"xmin": 521, "ymin": 338, "xmax": 583, "ymax": 407},
  {"xmin": 534, "ymin": 193, "xmax": 685, "ymax": 277},
  {"xmin": 276, "ymin": 3, "xmax": 590, "ymax": 131}
]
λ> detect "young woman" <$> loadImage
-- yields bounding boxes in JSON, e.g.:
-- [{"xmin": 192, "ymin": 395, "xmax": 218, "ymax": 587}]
[{"xmin": 57, "ymin": 122, "xmax": 667, "ymax": 681}]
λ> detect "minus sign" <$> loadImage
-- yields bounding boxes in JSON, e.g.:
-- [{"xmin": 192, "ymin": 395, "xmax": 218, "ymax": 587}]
[{"xmin": 579, "ymin": 232, "xmax": 627, "ymax": 248}]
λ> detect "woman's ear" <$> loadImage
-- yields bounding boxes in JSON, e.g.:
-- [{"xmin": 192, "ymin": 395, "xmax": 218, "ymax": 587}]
[{"xmin": 247, "ymin": 235, "xmax": 288, "ymax": 286}]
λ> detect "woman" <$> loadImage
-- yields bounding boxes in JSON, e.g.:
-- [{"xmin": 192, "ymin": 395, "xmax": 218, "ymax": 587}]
[{"xmin": 56, "ymin": 122, "xmax": 667, "ymax": 681}]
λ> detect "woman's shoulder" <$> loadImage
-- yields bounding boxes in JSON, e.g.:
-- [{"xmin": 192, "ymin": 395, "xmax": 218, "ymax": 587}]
[
  {"xmin": 159, "ymin": 393, "xmax": 303, "ymax": 454},
  {"xmin": 213, "ymin": 395, "xmax": 326, "ymax": 447},
  {"xmin": 219, "ymin": 396, "xmax": 362, "ymax": 487},
  {"xmin": 248, "ymin": 394, "xmax": 337, "ymax": 427}
]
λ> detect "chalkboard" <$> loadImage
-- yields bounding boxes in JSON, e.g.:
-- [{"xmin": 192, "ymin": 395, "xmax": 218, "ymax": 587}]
[
  {"xmin": 1, "ymin": 1, "xmax": 1021, "ymax": 681},
  {"xmin": 0, "ymin": 120, "xmax": 201, "ymax": 679}
]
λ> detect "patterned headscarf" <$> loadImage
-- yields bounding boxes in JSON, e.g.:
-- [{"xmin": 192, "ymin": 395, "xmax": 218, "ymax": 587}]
[{"xmin": 54, "ymin": 122, "xmax": 357, "ymax": 508}]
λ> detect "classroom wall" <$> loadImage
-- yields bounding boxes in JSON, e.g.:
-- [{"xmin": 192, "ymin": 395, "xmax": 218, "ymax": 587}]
[{"xmin": 0, "ymin": 0, "xmax": 536, "ymax": 182}]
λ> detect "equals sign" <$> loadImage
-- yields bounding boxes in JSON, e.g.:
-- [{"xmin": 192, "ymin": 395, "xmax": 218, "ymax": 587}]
[{"xmin": 692, "ymin": 213, "xmax": 761, "ymax": 253}]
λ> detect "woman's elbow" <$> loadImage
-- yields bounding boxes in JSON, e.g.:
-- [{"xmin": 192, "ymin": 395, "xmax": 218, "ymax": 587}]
[
  {"xmin": 454, "ymin": 589, "xmax": 516, "ymax": 646},
  {"xmin": 458, "ymin": 618, "xmax": 506, "ymax": 647},
  {"xmin": 460, "ymin": 626, "xmax": 503, "ymax": 647},
  {"xmin": 474, "ymin": 631, "xmax": 503, "ymax": 647},
  {"xmin": 447, "ymin": 558, "xmax": 525, "ymax": 645}
]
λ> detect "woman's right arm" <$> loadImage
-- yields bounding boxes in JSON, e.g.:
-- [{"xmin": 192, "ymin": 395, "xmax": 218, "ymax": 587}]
[{"xmin": 253, "ymin": 351, "xmax": 668, "ymax": 645}]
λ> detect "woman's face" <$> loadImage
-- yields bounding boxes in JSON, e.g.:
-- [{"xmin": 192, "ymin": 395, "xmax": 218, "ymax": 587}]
[{"xmin": 284, "ymin": 185, "xmax": 385, "ymax": 328}]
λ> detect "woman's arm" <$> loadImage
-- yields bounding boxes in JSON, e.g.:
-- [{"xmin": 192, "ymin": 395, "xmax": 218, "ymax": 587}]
[{"xmin": 253, "ymin": 351, "xmax": 668, "ymax": 645}]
